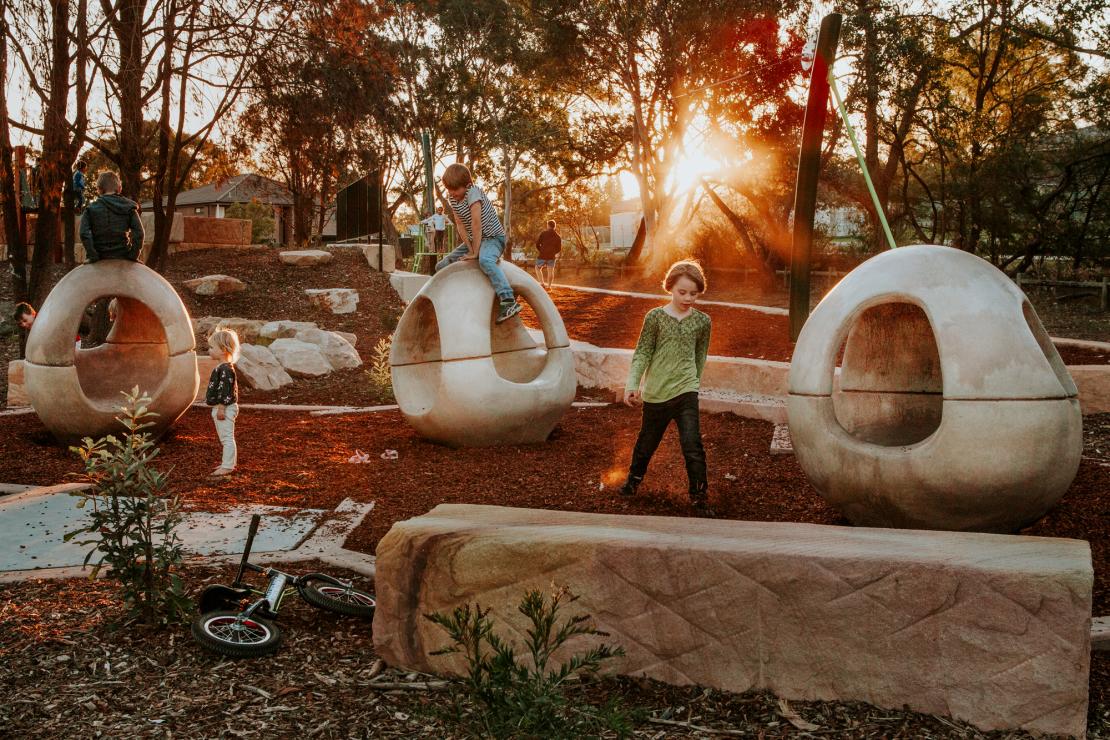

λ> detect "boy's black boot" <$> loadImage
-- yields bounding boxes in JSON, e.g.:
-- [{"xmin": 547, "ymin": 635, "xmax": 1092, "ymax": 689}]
[
  {"xmin": 619, "ymin": 475, "xmax": 643, "ymax": 498},
  {"xmin": 690, "ymin": 481, "xmax": 715, "ymax": 516}
]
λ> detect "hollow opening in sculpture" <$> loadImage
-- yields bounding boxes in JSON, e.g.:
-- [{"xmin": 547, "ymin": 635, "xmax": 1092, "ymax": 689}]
[
  {"xmin": 389, "ymin": 295, "xmax": 443, "ymax": 415},
  {"xmin": 833, "ymin": 300, "xmax": 943, "ymax": 446},
  {"xmin": 490, "ymin": 292, "xmax": 548, "ymax": 384},
  {"xmin": 75, "ymin": 296, "xmax": 170, "ymax": 407}
]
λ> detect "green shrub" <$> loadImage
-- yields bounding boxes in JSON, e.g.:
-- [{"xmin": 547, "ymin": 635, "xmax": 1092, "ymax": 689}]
[
  {"xmin": 65, "ymin": 388, "xmax": 192, "ymax": 627},
  {"xmin": 367, "ymin": 335, "xmax": 394, "ymax": 402},
  {"xmin": 226, "ymin": 200, "xmax": 275, "ymax": 244},
  {"xmin": 425, "ymin": 585, "xmax": 631, "ymax": 739}
]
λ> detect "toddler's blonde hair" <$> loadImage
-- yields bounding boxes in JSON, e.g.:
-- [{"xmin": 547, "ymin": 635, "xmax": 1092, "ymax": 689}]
[
  {"xmin": 663, "ymin": 259, "xmax": 707, "ymax": 293},
  {"xmin": 209, "ymin": 328, "xmax": 240, "ymax": 363}
]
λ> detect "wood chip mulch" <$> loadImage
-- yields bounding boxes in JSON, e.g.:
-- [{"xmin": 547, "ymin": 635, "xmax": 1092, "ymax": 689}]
[{"xmin": 1, "ymin": 560, "xmax": 1105, "ymax": 738}]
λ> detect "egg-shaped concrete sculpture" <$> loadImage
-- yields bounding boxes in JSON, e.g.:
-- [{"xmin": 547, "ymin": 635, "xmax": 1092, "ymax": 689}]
[
  {"xmin": 25, "ymin": 260, "xmax": 199, "ymax": 443},
  {"xmin": 390, "ymin": 260, "xmax": 575, "ymax": 447},
  {"xmin": 787, "ymin": 245, "xmax": 1081, "ymax": 532}
]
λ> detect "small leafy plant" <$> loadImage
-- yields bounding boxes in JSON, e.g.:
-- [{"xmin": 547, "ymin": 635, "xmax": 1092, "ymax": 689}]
[
  {"xmin": 425, "ymin": 585, "xmax": 631, "ymax": 739},
  {"xmin": 66, "ymin": 388, "xmax": 192, "ymax": 627},
  {"xmin": 367, "ymin": 334, "xmax": 394, "ymax": 402}
]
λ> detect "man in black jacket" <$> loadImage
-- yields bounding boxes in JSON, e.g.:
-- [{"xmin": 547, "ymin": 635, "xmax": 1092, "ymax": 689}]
[
  {"xmin": 79, "ymin": 171, "xmax": 144, "ymax": 263},
  {"xmin": 534, "ymin": 219, "xmax": 561, "ymax": 289}
]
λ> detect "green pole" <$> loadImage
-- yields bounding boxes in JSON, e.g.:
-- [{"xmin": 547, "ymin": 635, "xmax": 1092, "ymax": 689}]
[
  {"xmin": 421, "ymin": 131, "xmax": 434, "ymax": 217},
  {"xmin": 789, "ymin": 13, "xmax": 842, "ymax": 341},
  {"xmin": 827, "ymin": 72, "xmax": 897, "ymax": 251}
]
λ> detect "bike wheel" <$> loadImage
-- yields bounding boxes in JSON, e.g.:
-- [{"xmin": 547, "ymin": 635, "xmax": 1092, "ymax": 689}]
[
  {"xmin": 298, "ymin": 578, "xmax": 376, "ymax": 618},
  {"xmin": 191, "ymin": 610, "xmax": 282, "ymax": 658}
]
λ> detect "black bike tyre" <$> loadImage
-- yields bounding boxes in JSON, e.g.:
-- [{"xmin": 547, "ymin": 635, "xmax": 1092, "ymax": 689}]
[
  {"xmin": 191, "ymin": 610, "xmax": 282, "ymax": 658},
  {"xmin": 298, "ymin": 578, "xmax": 376, "ymax": 618}
]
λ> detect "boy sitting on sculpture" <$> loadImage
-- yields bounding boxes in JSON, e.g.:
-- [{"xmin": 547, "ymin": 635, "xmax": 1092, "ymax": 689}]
[
  {"xmin": 620, "ymin": 260, "xmax": 713, "ymax": 515},
  {"xmin": 79, "ymin": 171, "xmax": 144, "ymax": 263},
  {"xmin": 434, "ymin": 163, "xmax": 521, "ymax": 323}
]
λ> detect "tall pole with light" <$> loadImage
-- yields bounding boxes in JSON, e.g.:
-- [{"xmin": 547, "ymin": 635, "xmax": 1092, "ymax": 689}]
[{"xmin": 788, "ymin": 13, "xmax": 842, "ymax": 341}]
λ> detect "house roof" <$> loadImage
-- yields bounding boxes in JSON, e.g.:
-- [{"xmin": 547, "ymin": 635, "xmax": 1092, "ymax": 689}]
[{"xmin": 148, "ymin": 173, "xmax": 294, "ymax": 208}]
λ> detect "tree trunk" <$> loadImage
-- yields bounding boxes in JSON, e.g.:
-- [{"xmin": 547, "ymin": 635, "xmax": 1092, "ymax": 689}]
[{"xmin": 0, "ymin": 4, "xmax": 26, "ymax": 302}]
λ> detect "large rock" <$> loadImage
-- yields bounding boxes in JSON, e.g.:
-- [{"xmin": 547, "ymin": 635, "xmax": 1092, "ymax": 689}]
[
  {"xmin": 305, "ymin": 288, "xmax": 359, "ymax": 315},
  {"xmin": 259, "ymin": 320, "xmax": 318, "ymax": 340},
  {"xmin": 294, "ymin": 328, "xmax": 361, "ymax": 370},
  {"xmin": 375, "ymin": 505, "xmax": 1093, "ymax": 738},
  {"xmin": 193, "ymin": 316, "xmax": 265, "ymax": 344},
  {"xmin": 235, "ymin": 343, "xmax": 293, "ymax": 390},
  {"xmin": 183, "ymin": 274, "xmax": 246, "ymax": 296},
  {"xmin": 335, "ymin": 330, "xmax": 358, "ymax": 348},
  {"xmin": 362, "ymin": 243, "xmax": 397, "ymax": 273},
  {"xmin": 279, "ymin": 249, "xmax": 333, "ymax": 267},
  {"xmin": 7, "ymin": 359, "xmax": 28, "ymax": 407},
  {"xmin": 268, "ymin": 338, "xmax": 331, "ymax": 378}
]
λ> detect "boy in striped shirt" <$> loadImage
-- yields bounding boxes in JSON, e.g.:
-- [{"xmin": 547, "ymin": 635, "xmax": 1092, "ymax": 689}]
[{"xmin": 435, "ymin": 163, "xmax": 521, "ymax": 323}]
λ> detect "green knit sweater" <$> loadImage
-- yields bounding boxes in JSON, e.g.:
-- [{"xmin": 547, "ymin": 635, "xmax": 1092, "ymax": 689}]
[{"xmin": 626, "ymin": 307, "xmax": 712, "ymax": 403}]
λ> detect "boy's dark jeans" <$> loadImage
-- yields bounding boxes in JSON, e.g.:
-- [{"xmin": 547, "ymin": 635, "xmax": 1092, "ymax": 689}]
[{"xmin": 628, "ymin": 391, "xmax": 706, "ymax": 488}]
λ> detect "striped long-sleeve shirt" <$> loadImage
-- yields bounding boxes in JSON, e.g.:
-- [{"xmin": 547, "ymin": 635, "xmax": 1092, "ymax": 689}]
[{"xmin": 447, "ymin": 184, "xmax": 505, "ymax": 241}]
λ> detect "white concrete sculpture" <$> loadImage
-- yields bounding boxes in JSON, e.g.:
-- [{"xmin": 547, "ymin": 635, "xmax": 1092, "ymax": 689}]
[
  {"xmin": 25, "ymin": 260, "xmax": 199, "ymax": 442},
  {"xmin": 390, "ymin": 260, "xmax": 575, "ymax": 446},
  {"xmin": 787, "ymin": 245, "xmax": 1082, "ymax": 532}
]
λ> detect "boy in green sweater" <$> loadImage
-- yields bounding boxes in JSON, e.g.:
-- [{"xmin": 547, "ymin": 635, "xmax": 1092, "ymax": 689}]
[{"xmin": 620, "ymin": 260, "xmax": 713, "ymax": 514}]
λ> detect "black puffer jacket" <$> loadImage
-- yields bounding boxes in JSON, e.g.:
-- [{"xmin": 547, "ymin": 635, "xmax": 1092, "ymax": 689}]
[{"xmin": 79, "ymin": 194, "xmax": 144, "ymax": 262}]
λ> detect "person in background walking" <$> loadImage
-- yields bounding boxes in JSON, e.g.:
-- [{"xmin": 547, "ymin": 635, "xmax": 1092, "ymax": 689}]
[{"xmin": 534, "ymin": 219, "xmax": 561, "ymax": 289}]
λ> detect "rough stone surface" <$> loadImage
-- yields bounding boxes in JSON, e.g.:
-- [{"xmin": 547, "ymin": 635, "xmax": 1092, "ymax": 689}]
[
  {"xmin": 259, "ymin": 320, "xmax": 318, "ymax": 340},
  {"xmin": 788, "ymin": 245, "xmax": 1082, "ymax": 532},
  {"xmin": 335, "ymin": 330, "xmax": 358, "ymax": 348},
  {"xmin": 362, "ymin": 243, "xmax": 397, "ymax": 273},
  {"xmin": 7, "ymin": 359, "xmax": 27, "ymax": 407},
  {"xmin": 388, "ymin": 270, "xmax": 430, "ymax": 303},
  {"xmin": 390, "ymin": 261, "xmax": 575, "ymax": 447},
  {"xmin": 182, "ymin": 216, "xmax": 251, "ymax": 245},
  {"xmin": 305, "ymin": 288, "xmax": 359, "ymax": 314},
  {"xmin": 770, "ymin": 423, "xmax": 793, "ymax": 456},
  {"xmin": 279, "ymin": 249, "xmax": 333, "ymax": 267},
  {"xmin": 139, "ymin": 211, "xmax": 183, "ymax": 244},
  {"xmin": 183, "ymin": 274, "xmax": 245, "ymax": 296},
  {"xmin": 1072, "ymin": 364, "xmax": 1110, "ymax": 415},
  {"xmin": 23, "ymin": 260, "xmax": 198, "ymax": 442},
  {"xmin": 294, "ymin": 328, "xmax": 362, "ymax": 370},
  {"xmin": 374, "ymin": 504, "xmax": 1093, "ymax": 739},
  {"xmin": 268, "ymin": 338, "xmax": 331, "ymax": 377},
  {"xmin": 236, "ymin": 343, "xmax": 293, "ymax": 390}
]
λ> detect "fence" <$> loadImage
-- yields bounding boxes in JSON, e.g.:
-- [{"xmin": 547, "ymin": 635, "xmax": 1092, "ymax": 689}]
[{"xmin": 1016, "ymin": 274, "xmax": 1109, "ymax": 311}]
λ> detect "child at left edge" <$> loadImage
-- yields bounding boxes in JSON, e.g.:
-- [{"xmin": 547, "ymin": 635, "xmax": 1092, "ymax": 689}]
[
  {"xmin": 619, "ymin": 260, "xmax": 713, "ymax": 515},
  {"xmin": 205, "ymin": 329, "xmax": 240, "ymax": 477}
]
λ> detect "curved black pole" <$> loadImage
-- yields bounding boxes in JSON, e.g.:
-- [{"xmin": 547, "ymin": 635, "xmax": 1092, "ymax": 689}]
[{"xmin": 789, "ymin": 13, "xmax": 842, "ymax": 341}]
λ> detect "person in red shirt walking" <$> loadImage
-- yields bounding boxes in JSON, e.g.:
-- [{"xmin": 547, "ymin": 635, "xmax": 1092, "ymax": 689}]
[{"xmin": 534, "ymin": 219, "xmax": 561, "ymax": 289}]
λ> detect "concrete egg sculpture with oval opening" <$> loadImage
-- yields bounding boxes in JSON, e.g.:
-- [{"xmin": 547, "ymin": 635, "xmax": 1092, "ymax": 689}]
[
  {"xmin": 390, "ymin": 260, "xmax": 576, "ymax": 447},
  {"xmin": 787, "ymin": 245, "xmax": 1081, "ymax": 533},
  {"xmin": 24, "ymin": 260, "xmax": 199, "ymax": 443}
]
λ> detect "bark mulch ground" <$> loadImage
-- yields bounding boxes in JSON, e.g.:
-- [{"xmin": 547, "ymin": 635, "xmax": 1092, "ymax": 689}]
[
  {"xmin": 0, "ymin": 561, "xmax": 1105, "ymax": 738},
  {"xmin": 531, "ymin": 285, "xmax": 1110, "ymax": 366},
  {"xmin": 1, "ymin": 407, "xmax": 1106, "ymax": 619}
]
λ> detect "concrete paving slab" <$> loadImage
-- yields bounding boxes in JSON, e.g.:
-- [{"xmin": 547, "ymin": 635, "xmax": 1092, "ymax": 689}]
[{"xmin": 0, "ymin": 484, "xmax": 324, "ymax": 571}]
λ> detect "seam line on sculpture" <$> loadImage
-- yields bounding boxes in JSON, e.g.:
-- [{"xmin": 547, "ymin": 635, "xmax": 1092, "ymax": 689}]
[{"xmin": 788, "ymin": 392, "xmax": 1076, "ymax": 401}]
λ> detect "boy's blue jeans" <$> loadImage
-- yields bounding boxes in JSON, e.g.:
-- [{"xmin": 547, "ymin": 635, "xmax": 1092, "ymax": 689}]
[{"xmin": 435, "ymin": 234, "xmax": 514, "ymax": 302}]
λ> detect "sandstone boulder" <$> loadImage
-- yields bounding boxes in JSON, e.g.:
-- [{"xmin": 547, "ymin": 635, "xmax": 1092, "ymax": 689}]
[
  {"xmin": 268, "ymin": 338, "xmax": 331, "ymax": 377},
  {"xmin": 362, "ymin": 243, "xmax": 397, "ymax": 272},
  {"xmin": 374, "ymin": 504, "xmax": 1093, "ymax": 738},
  {"xmin": 194, "ymin": 316, "xmax": 265, "ymax": 344},
  {"xmin": 335, "ymin": 330, "xmax": 358, "ymax": 348},
  {"xmin": 305, "ymin": 288, "xmax": 359, "ymax": 314},
  {"xmin": 295, "ymin": 328, "xmax": 362, "ymax": 370},
  {"xmin": 237, "ymin": 343, "xmax": 293, "ymax": 390},
  {"xmin": 7, "ymin": 359, "xmax": 28, "ymax": 407},
  {"xmin": 259, "ymin": 320, "xmax": 318, "ymax": 340},
  {"xmin": 183, "ymin": 274, "xmax": 245, "ymax": 296},
  {"xmin": 279, "ymin": 249, "xmax": 333, "ymax": 267}
]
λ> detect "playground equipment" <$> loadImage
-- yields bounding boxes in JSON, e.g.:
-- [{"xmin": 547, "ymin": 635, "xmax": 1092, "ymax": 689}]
[
  {"xmin": 787, "ymin": 245, "xmax": 1082, "ymax": 532},
  {"xmin": 390, "ymin": 260, "xmax": 575, "ymax": 447},
  {"xmin": 24, "ymin": 260, "xmax": 198, "ymax": 442}
]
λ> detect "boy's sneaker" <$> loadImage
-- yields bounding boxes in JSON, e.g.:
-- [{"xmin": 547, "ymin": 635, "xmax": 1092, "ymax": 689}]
[
  {"xmin": 496, "ymin": 299, "xmax": 522, "ymax": 323},
  {"xmin": 619, "ymin": 475, "xmax": 643, "ymax": 498}
]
